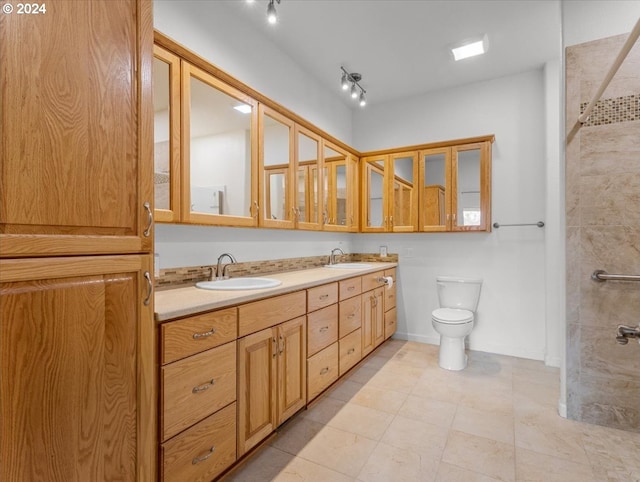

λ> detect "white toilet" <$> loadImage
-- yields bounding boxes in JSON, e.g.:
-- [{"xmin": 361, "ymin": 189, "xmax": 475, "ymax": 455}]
[{"xmin": 431, "ymin": 276, "xmax": 483, "ymax": 370}]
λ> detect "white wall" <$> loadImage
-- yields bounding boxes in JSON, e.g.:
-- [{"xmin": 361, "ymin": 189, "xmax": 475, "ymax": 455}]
[
  {"xmin": 562, "ymin": 0, "xmax": 640, "ymax": 47},
  {"xmin": 352, "ymin": 69, "xmax": 550, "ymax": 360},
  {"xmin": 153, "ymin": 0, "xmax": 352, "ymax": 143}
]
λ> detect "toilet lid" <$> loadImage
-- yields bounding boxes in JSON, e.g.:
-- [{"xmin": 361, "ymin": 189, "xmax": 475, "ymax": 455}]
[{"xmin": 432, "ymin": 308, "xmax": 474, "ymax": 324}]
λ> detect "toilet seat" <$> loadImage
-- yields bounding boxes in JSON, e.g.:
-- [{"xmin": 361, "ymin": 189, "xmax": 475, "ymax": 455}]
[{"xmin": 432, "ymin": 308, "xmax": 474, "ymax": 324}]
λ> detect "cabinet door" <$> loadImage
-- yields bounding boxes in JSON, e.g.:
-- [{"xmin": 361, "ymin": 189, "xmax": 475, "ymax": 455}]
[
  {"xmin": 259, "ymin": 106, "xmax": 296, "ymax": 229},
  {"xmin": 237, "ymin": 328, "xmax": 277, "ymax": 456},
  {"xmin": 373, "ymin": 287, "xmax": 385, "ymax": 348},
  {"xmin": 153, "ymin": 44, "xmax": 182, "ymax": 223},
  {"xmin": 361, "ymin": 156, "xmax": 389, "ymax": 232},
  {"xmin": 296, "ymin": 126, "xmax": 322, "ymax": 230},
  {"xmin": 0, "ymin": 0, "xmax": 153, "ymax": 257},
  {"xmin": 418, "ymin": 147, "xmax": 451, "ymax": 232},
  {"xmin": 389, "ymin": 151, "xmax": 419, "ymax": 232},
  {"xmin": 0, "ymin": 255, "xmax": 156, "ymax": 482},
  {"xmin": 182, "ymin": 62, "xmax": 258, "ymax": 227},
  {"xmin": 277, "ymin": 317, "xmax": 307, "ymax": 425},
  {"xmin": 451, "ymin": 142, "xmax": 492, "ymax": 232},
  {"xmin": 322, "ymin": 141, "xmax": 356, "ymax": 231},
  {"xmin": 362, "ymin": 291, "xmax": 376, "ymax": 356}
]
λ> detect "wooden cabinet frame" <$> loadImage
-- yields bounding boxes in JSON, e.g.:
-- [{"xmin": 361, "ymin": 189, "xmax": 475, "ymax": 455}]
[
  {"xmin": 294, "ymin": 125, "xmax": 323, "ymax": 231},
  {"xmin": 322, "ymin": 140, "xmax": 359, "ymax": 232}
]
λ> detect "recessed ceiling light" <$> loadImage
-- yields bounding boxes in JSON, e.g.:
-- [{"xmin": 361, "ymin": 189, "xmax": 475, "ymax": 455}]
[
  {"xmin": 233, "ymin": 104, "xmax": 252, "ymax": 114},
  {"xmin": 452, "ymin": 35, "xmax": 488, "ymax": 61}
]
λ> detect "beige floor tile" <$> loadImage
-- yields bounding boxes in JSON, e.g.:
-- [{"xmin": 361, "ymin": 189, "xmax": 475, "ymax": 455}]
[
  {"xmin": 372, "ymin": 339, "xmax": 407, "ymax": 358},
  {"xmin": 452, "ymin": 405, "xmax": 515, "ymax": 444},
  {"xmin": 350, "ymin": 384, "xmax": 409, "ymax": 414},
  {"xmin": 301, "ymin": 396, "xmax": 346, "ymax": 424},
  {"xmin": 458, "ymin": 384, "xmax": 513, "ymax": 415},
  {"xmin": 581, "ymin": 422, "xmax": 640, "ymax": 475},
  {"xmin": 442, "ymin": 431, "xmax": 515, "ymax": 482},
  {"xmin": 512, "ymin": 377, "xmax": 559, "ymax": 409},
  {"xmin": 346, "ymin": 364, "xmax": 379, "ymax": 385},
  {"xmin": 435, "ymin": 462, "xmax": 502, "ymax": 482},
  {"xmin": 411, "ymin": 375, "xmax": 465, "ymax": 404},
  {"xmin": 360, "ymin": 354, "xmax": 392, "ymax": 370},
  {"xmin": 515, "ymin": 447, "xmax": 595, "ymax": 482},
  {"xmin": 590, "ymin": 464, "xmax": 640, "ymax": 482},
  {"xmin": 325, "ymin": 402, "xmax": 395, "ymax": 440},
  {"xmin": 366, "ymin": 364, "xmax": 423, "ymax": 394},
  {"xmin": 270, "ymin": 417, "xmax": 326, "ymax": 455},
  {"xmin": 356, "ymin": 441, "xmax": 439, "ymax": 482},
  {"xmin": 397, "ymin": 394, "xmax": 458, "ymax": 428},
  {"xmin": 381, "ymin": 415, "xmax": 449, "ymax": 459},
  {"xmin": 326, "ymin": 379, "xmax": 365, "ymax": 402},
  {"xmin": 296, "ymin": 425, "xmax": 378, "ymax": 478},
  {"xmin": 512, "ymin": 366, "xmax": 559, "ymax": 387},
  {"xmin": 388, "ymin": 347, "xmax": 436, "ymax": 368}
]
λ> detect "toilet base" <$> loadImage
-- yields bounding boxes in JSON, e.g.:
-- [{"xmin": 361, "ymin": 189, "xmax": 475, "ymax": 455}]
[{"xmin": 438, "ymin": 335, "xmax": 468, "ymax": 371}]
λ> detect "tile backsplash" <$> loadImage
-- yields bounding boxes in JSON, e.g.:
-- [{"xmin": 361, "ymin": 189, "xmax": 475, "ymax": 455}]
[{"xmin": 155, "ymin": 252, "xmax": 398, "ymax": 290}]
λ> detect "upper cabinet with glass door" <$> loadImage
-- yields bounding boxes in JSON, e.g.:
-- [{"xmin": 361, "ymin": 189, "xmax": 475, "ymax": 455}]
[
  {"xmin": 323, "ymin": 141, "xmax": 358, "ymax": 232},
  {"xmin": 295, "ymin": 126, "xmax": 322, "ymax": 231},
  {"xmin": 259, "ymin": 105, "xmax": 295, "ymax": 229},
  {"xmin": 153, "ymin": 45, "xmax": 181, "ymax": 223},
  {"xmin": 181, "ymin": 62, "xmax": 258, "ymax": 227},
  {"xmin": 418, "ymin": 138, "xmax": 492, "ymax": 232},
  {"xmin": 361, "ymin": 152, "xmax": 418, "ymax": 232}
]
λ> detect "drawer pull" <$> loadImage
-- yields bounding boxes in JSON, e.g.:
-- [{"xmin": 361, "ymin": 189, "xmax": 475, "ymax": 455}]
[
  {"xmin": 319, "ymin": 326, "xmax": 329, "ymax": 333},
  {"xmin": 192, "ymin": 379, "xmax": 215, "ymax": 393},
  {"xmin": 347, "ymin": 348, "xmax": 355, "ymax": 355},
  {"xmin": 192, "ymin": 327, "xmax": 216, "ymax": 339},
  {"xmin": 320, "ymin": 367, "xmax": 330, "ymax": 375},
  {"xmin": 319, "ymin": 294, "xmax": 329, "ymax": 300},
  {"xmin": 192, "ymin": 446, "xmax": 215, "ymax": 465},
  {"xmin": 347, "ymin": 286, "xmax": 355, "ymax": 291},
  {"xmin": 347, "ymin": 313, "xmax": 356, "ymax": 319}
]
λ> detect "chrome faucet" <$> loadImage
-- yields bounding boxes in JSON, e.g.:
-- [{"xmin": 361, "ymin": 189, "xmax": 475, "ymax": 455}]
[
  {"xmin": 329, "ymin": 248, "xmax": 345, "ymax": 265},
  {"xmin": 215, "ymin": 253, "xmax": 237, "ymax": 280}
]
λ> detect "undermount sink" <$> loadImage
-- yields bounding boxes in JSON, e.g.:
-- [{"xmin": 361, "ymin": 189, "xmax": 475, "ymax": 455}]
[
  {"xmin": 196, "ymin": 277, "xmax": 282, "ymax": 291},
  {"xmin": 324, "ymin": 263, "xmax": 373, "ymax": 269}
]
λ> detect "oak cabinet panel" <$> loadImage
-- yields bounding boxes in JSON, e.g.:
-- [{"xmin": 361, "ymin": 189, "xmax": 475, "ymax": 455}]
[
  {"xmin": 339, "ymin": 295, "xmax": 362, "ymax": 338},
  {"xmin": 362, "ymin": 287, "xmax": 385, "ymax": 357},
  {"xmin": 339, "ymin": 328, "xmax": 363, "ymax": 376},
  {"xmin": 0, "ymin": 255, "xmax": 155, "ymax": 482},
  {"xmin": 307, "ymin": 282, "xmax": 338, "ymax": 312},
  {"xmin": 277, "ymin": 317, "xmax": 307, "ymax": 425},
  {"xmin": 307, "ymin": 305, "xmax": 339, "ymax": 357},
  {"xmin": 0, "ymin": 0, "xmax": 153, "ymax": 257},
  {"xmin": 239, "ymin": 291, "xmax": 306, "ymax": 337},
  {"xmin": 307, "ymin": 343, "xmax": 339, "ymax": 402}
]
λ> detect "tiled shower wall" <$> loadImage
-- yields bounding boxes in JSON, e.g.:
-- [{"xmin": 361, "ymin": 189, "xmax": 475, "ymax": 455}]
[{"xmin": 566, "ymin": 33, "xmax": 640, "ymax": 432}]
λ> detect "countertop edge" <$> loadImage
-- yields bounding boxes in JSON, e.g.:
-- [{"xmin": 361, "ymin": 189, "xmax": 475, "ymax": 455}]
[{"xmin": 155, "ymin": 262, "xmax": 398, "ymax": 322}]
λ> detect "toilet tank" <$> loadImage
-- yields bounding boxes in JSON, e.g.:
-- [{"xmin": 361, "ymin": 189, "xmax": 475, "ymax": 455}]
[{"xmin": 436, "ymin": 276, "xmax": 483, "ymax": 311}]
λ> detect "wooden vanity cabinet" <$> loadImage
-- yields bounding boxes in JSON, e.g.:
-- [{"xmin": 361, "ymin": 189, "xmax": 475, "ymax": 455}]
[
  {"xmin": 237, "ymin": 292, "xmax": 307, "ymax": 456},
  {"xmin": 361, "ymin": 271, "xmax": 391, "ymax": 356},
  {"xmin": 383, "ymin": 268, "xmax": 398, "ymax": 339},
  {"xmin": 322, "ymin": 140, "xmax": 359, "ymax": 232}
]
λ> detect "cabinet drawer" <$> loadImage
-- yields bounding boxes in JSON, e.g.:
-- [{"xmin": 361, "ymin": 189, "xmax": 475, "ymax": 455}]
[
  {"xmin": 339, "ymin": 295, "xmax": 362, "ymax": 338},
  {"xmin": 339, "ymin": 328, "xmax": 362, "ymax": 376},
  {"xmin": 385, "ymin": 308, "xmax": 397, "ymax": 339},
  {"xmin": 239, "ymin": 291, "xmax": 306, "ymax": 337},
  {"xmin": 161, "ymin": 307, "xmax": 238, "ymax": 364},
  {"xmin": 361, "ymin": 270, "xmax": 386, "ymax": 292},
  {"xmin": 307, "ymin": 304, "xmax": 338, "ymax": 357},
  {"xmin": 161, "ymin": 402, "xmax": 237, "ymax": 482},
  {"xmin": 307, "ymin": 342, "xmax": 339, "ymax": 401},
  {"xmin": 339, "ymin": 277, "xmax": 362, "ymax": 300},
  {"xmin": 307, "ymin": 283, "xmax": 338, "ymax": 312},
  {"xmin": 162, "ymin": 341, "xmax": 236, "ymax": 441}
]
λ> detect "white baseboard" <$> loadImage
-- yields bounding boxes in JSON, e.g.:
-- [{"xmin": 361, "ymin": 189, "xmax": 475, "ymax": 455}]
[
  {"xmin": 393, "ymin": 332, "xmax": 440, "ymax": 345},
  {"xmin": 558, "ymin": 400, "xmax": 567, "ymax": 418},
  {"xmin": 545, "ymin": 355, "xmax": 561, "ymax": 368}
]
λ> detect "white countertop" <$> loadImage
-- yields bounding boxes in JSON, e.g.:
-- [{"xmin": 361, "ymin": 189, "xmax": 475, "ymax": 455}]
[{"xmin": 155, "ymin": 262, "xmax": 397, "ymax": 322}]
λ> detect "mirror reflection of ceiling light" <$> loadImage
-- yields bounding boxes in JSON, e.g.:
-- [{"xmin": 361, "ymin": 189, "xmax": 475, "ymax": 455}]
[
  {"xmin": 233, "ymin": 104, "xmax": 252, "ymax": 114},
  {"xmin": 267, "ymin": 0, "xmax": 280, "ymax": 24},
  {"xmin": 451, "ymin": 35, "xmax": 488, "ymax": 61}
]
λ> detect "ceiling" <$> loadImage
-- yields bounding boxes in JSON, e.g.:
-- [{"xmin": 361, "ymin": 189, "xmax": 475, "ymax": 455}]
[{"xmin": 222, "ymin": 0, "xmax": 562, "ymax": 107}]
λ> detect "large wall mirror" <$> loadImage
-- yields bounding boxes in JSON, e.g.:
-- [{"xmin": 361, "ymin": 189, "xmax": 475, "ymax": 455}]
[
  {"xmin": 364, "ymin": 158, "xmax": 386, "ymax": 230},
  {"xmin": 296, "ymin": 129, "xmax": 320, "ymax": 226},
  {"xmin": 455, "ymin": 147, "xmax": 482, "ymax": 227},
  {"xmin": 183, "ymin": 63, "xmax": 256, "ymax": 226},
  {"xmin": 323, "ymin": 143, "xmax": 348, "ymax": 227},
  {"xmin": 420, "ymin": 148, "xmax": 448, "ymax": 231},
  {"xmin": 390, "ymin": 153, "xmax": 417, "ymax": 231}
]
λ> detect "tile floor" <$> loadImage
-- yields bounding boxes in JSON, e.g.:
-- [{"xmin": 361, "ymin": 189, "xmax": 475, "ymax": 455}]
[{"xmin": 226, "ymin": 339, "xmax": 640, "ymax": 482}]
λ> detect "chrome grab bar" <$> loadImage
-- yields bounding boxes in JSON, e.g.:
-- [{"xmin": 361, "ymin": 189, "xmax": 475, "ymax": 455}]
[
  {"xmin": 591, "ymin": 270, "xmax": 640, "ymax": 282},
  {"xmin": 493, "ymin": 221, "xmax": 544, "ymax": 228}
]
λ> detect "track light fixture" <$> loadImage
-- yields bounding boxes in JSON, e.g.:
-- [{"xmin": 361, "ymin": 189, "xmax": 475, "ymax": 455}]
[
  {"xmin": 340, "ymin": 66, "xmax": 367, "ymax": 108},
  {"xmin": 267, "ymin": 0, "xmax": 281, "ymax": 24}
]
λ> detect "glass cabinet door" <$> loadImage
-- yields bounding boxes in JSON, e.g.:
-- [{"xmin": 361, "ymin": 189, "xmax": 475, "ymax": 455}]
[
  {"xmin": 362, "ymin": 156, "xmax": 388, "ymax": 232},
  {"xmin": 419, "ymin": 147, "xmax": 450, "ymax": 232},
  {"xmin": 152, "ymin": 45, "xmax": 181, "ymax": 222},
  {"xmin": 451, "ymin": 142, "xmax": 491, "ymax": 231},
  {"xmin": 295, "ymin": 126, "xmax": 321, "ymax": 230},
  {"xmin": 389, "ymin": 152, "xmax": 418, "ymax": 231},
  {"xmin": 181, "ymin": 62, "xmax": 257, "ymax": 226},
  {"xmin": 260, "ymin": 105, "xmax": 295, "ymax": 229},
  {"xmin": 322, "ymin": 141, "xmax": 353, "ymax": 231}
]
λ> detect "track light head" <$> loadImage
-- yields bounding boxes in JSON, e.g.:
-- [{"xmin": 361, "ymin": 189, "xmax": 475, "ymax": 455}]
[
  {"xmin": 359, "ymin": 91, "xmax": 366, "ymax": 107},
  {"xmin": 267, "ymin": 0, "xmax": 277, "ymax": 24},
  {"xmin": 341, "ymin": 73, "xmax": 349, "ymax": 90},
  {"xmin": 350, "ymin": 83, "xmax": 358, "ymax": 99},
  {"xmin": 339, "ymin": 67, "xmax": 367, "ymax": 108}
]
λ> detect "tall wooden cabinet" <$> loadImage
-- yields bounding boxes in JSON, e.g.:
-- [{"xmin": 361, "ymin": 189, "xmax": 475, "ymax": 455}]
[{"xmin": 0, "ymin": 1, "xmax": 156, "ymax": 480}]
